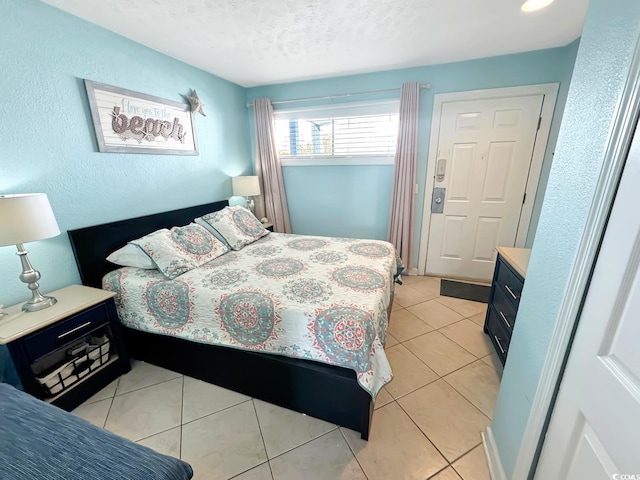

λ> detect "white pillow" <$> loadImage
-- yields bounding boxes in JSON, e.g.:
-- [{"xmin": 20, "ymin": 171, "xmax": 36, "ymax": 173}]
[{"xmin": 107, "ymin": 244, "xmax": 157, "ymax": 269}]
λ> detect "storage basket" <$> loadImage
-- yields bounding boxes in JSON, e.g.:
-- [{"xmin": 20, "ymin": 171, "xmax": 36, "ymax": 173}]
[{"xmin": 36, "ymin": 335, "xmax": 110, "ymax": 396}]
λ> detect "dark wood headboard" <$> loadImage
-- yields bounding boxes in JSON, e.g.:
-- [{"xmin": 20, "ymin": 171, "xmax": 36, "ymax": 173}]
[{"xmin": 68, "ymin": 200, "xmax": 229, "ymax": 288}]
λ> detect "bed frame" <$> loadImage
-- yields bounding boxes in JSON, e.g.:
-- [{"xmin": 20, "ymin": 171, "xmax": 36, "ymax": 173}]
[{"xmin": 68, "ymin": 200, "xmax": 377, "ymax": 439}]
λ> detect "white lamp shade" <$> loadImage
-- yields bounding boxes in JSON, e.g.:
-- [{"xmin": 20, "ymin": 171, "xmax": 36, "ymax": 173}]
[
  {"xmin": 232, "ymin": 176, "xmax": 261, "ymax": 197},
  {"xmin": 0, "ymin": 193, "xmax": 61, "ymax": 246}
]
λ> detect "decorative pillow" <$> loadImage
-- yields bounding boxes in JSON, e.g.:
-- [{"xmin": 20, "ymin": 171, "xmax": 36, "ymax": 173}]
[
  {"xmin": 199, "ymin": 206, "xmax": 268, "ymax": 251},
  {"xmin": 106, "ymin": 244, "xmax": 157, "ymax": 269},
  {"xmin": 130, "ymin": 223, "xmax": 229, "ymax": 279},
  {"xmin": 194, "ymin": 216, "xmax": 231, "ymax": 249}
]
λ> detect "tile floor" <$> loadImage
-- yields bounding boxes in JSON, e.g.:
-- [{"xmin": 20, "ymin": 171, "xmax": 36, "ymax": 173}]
[{"xmin": 73, "ymin": 275, "xmax": 501, "ymax": 480}]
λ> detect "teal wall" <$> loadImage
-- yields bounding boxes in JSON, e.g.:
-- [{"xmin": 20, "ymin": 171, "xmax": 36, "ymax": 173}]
[
  {"xmin": 0, "ymin": 0, "xmax": 251, "ymax": 306},
  {"xmin": 280, "ymin": 165, "xmax": 394, "ymax": 239},
  {"xmin": 525, "ymin": 39, "xmax": 580, "ymax": 247},
  {"xmin": 247, "ymin": 44, "xmax": 579, "ymax": 266},
  {"xmin": 491, "ymin": 0, "xmax": 640, "ymax": 476}
]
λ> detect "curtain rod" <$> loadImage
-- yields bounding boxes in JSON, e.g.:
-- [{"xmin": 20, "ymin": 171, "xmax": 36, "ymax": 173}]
[{"xmin": 245, "ymin": 83, "xmax": 431, "ymax": 108}]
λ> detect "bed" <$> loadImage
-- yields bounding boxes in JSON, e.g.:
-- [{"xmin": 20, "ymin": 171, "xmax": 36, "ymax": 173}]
[{"xmin": 68, "ymin": 200, "xmax": 398, "ymax": 439}]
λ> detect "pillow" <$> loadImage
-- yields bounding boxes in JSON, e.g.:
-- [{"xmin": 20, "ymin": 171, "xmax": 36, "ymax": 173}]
[
  {"xmin": 106, "ymin": 244, "xmax": 157, "ymax": 269},
  {"xmin": 130, "ymin": 223, "xmax": 229, "ymax": 279},
  {"xmin": 199, "ymin": 206, "xmax": 268, "ymax": 251},
  {"xmin": 194, "ymin": 216, "xmax": 231, "ymax": 249}
]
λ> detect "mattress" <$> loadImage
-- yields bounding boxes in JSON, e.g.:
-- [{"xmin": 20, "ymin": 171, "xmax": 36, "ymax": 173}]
[{"xmin": 103, "ymin": 233, "xmax": 398, "ymax": 397}]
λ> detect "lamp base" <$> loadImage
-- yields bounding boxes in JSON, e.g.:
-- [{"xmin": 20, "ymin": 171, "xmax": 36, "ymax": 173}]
[
  {"xmin": 15, "ymin": 244, "xmax": 57, "ymax": 313},
  {"xmin": 246, "ymin": 196, "xmax": 256, "ymax": 216},
  {"xmin": 23, "ymin": 295, "xmax": 57, "ymax": 312}
]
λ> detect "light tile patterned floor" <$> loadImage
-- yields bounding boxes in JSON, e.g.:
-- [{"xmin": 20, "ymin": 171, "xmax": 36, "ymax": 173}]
[{"xmin": 73, "ymin": 276, "xmax": 499, "ymax": 480}]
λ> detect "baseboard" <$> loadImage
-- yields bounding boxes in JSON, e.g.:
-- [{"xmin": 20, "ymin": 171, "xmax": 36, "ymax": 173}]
[{"xmin": 482, "ymin": 427, "xmax": 508, "ymax": 480}]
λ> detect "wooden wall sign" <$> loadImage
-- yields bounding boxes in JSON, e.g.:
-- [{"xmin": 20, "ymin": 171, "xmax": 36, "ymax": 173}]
[{"xmin": 84, "ymin": 80, "xmax": 199, "ymax": 155}]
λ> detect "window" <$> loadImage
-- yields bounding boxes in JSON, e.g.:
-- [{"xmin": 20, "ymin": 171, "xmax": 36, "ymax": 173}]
[{"xmin": 273, "ymin": 100, "xmax": 399, "ymax": 166}]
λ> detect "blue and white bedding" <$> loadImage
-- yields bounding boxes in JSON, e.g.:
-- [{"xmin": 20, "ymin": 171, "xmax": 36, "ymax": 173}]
[{"xmin": 103, "ymin": 233, "xmax": 398, "ymax": 397}]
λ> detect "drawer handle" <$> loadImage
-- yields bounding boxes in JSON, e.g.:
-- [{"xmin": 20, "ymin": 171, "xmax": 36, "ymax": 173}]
[
  {"xmin": 504, "ymin": 284, "xmax": 518, "ymax": 300},
  {"xmin": 494, "ymin": 335, "xmax": 506, "ymax": 355},
  {"xmin": 57, "ymin": 321, "xmax": 92, "ymax": 340},
  {"xmin": 499, "ymin": 311, "xmax": 512, "ymax": 329}
]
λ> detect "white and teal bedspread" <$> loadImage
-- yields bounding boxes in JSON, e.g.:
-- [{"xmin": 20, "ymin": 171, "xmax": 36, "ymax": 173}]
[{"xmin": 103, "ymin": 233, "xmax": 398, "ymax": 398}]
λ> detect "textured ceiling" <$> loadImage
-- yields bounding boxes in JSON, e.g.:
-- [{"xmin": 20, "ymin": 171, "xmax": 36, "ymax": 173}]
[{"xmin": 41, "ymin": 0, "xmax": 588, "ymax": 87}]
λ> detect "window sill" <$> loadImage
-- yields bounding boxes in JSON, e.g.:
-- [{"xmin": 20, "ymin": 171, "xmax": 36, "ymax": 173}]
[{"xmin": 280, "ymin": 156, "xmax": 394, "ymax": 167}]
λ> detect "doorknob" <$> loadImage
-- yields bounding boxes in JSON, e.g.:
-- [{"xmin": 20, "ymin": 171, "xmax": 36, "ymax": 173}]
[{"xmin": 431, "ymin": 188, "xmax": 445, "ymax": 213}]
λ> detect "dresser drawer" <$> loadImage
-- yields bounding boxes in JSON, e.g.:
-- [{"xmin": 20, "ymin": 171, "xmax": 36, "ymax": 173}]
[
  {"xmin": 496, "ymin": 258, "xmax": 524, "ymax": 308},
  {"xmin": 486, "ymin": 306, "xmax": 510, "ymax": 363},
  {"xmin": 23, "ymin": 303, "xmax": 110, "ymax": 362},
  {"xmin": 491, "ymin": 286, "xmax": 517, "ymax": 335}
]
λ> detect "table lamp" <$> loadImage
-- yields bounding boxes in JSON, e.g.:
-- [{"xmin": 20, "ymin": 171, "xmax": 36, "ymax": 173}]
[
  {"xmin": 232, "ymin": 176, "xmax": 261, "ymax": 215},
  {"xmin": 0, "ymin": 194, "xmax": 61, "ymax": 312}
]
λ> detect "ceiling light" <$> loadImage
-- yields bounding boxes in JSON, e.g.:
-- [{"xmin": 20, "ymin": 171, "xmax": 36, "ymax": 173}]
[{"xmin": 521, "ymin": 0, "xmax": 555, "ymax": 12}]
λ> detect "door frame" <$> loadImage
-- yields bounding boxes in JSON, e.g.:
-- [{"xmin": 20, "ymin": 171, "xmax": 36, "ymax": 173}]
[
  {"xmin": 417, "ymin": 83, "xmax": 559, "ymax": 276},
  {"xmin": 510, "ymin": 38, "xmax": 640, "ymax": 480}
]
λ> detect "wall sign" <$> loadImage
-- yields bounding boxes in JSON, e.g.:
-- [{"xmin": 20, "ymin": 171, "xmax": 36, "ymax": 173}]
[{"xmin": 84, "ymin": 80, "xmax": 199, "ymax": 155}]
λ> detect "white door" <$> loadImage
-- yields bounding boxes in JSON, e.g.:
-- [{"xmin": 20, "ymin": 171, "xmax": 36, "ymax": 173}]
[
  {"xmin": 426, "ymin": 95, "xmax": 543, "ymax": 281},
  {"xmin": 535, "ymin": 122, "xmax": 640, "ymax": 478}
]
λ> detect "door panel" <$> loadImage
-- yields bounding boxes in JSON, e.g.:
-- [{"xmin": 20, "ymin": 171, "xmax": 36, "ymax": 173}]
[
  {"xmin": 426, "ymin": 95, "xmax": 543, "ymax": 281},
  {"xmin": 440, "ymin": 216, "xmax": 466, "ymax": 259},
  {"xmin": 449, "ymin": 144, "xmax": 476, "ymax": 201},
  {"xmin": 493, "ymin": 109, "xmax": 522, "ymax": 129},
  {"xmin": 535, "ymin": 122, "xmax": 640, "ymax": 478},
  {"xmin": 457, "ymin": 111, "xmax": 481, "ymax": 130},
  {"xmin": 473, "ymin": 217, "xmax": 502, "ymax": 261},
  {"xmin": 482, "ymin": 142, "xmax": 514, "ymax": 202},
  {"xmin": 564, "ymin": 420, "xmax": 618, "ymax": 480}
]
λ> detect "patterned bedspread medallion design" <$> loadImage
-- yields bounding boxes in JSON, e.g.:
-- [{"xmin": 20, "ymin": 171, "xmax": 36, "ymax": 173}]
[
  {"xmin": 144, "ymin": 280, "xmax": 194, "ymax": 333},
  {"xmin": 312, "ymin": 305, "xmax": 375, "ymax": 373},
  {"xmin": 332, "ymin": 266, "xmax": 386, "ymax": 292},
  {"xmin": 245, "ymin": 245, "xmax": 283, "ymax": 257},
  {"xmin": 202, "ymin": 269, "xmax": 249, "ymax": 289},
  {"xmin": 103, "ymin": 233, "xmax": 398, "ymax": 397},
  {"xmin": 232, "ymin": 208, "xmax": 266, "ymax": 238},
  {"xmin": 282, "ymin": 278, "xmax": 333, "ymax": 303},
  {"xmin": 171, "ymin": 225, "xmax": 213, "ymax": 255},
  {"xmin": 287, "ymin": 238, "xmax": 328, "ymax": 250},
  {"xmin": 348, "ymin": 242, "xmax": 391, "ymax": 257},
  {"xmin": 256, "ymin": 258, "xmax": 305, "ymax": 278},
  {"xmin": 217, "ymin": 291, "xmax": 282, "ymax": 347}
]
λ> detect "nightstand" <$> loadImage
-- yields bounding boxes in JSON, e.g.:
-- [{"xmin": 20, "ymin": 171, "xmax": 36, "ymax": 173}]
[
  {"xmin": 263, "ymin": 222, "xmax": 274, "ymax": 232},
  {"xmin": 0, "ymin": 285, "xmax": 130, "ymax": 411}
]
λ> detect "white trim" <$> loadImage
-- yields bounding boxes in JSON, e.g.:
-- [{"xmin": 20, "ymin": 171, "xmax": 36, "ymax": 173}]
[
  {"xmin": 281, "ymin": 155, "xmax": 394, "ymax": 167},
  {"xmin": 513, "ymin": 38, "xmax": 640, "ymax": 480},
  {"xmin": 482, "ymin": 428, "xmax": 508, "ymax": 480},
  {"xmin": 417, "ymin": 83, "xmax": 559, "ymax": 276}
]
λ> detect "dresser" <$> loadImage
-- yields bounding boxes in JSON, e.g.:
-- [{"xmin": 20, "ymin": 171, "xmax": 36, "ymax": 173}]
[{"xmin": 484, "ymin": 247, "xmax": 531, "ymax": 365}]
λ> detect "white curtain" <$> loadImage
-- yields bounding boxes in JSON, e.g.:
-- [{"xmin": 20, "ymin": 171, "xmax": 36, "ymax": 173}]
[
  {"xmin": 253, "ymin": 98, "xmax": 292, "ymax": 233},
  {"xmin": 387, "ymin": 82, "xmax": 420, "ymax": 270}
]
